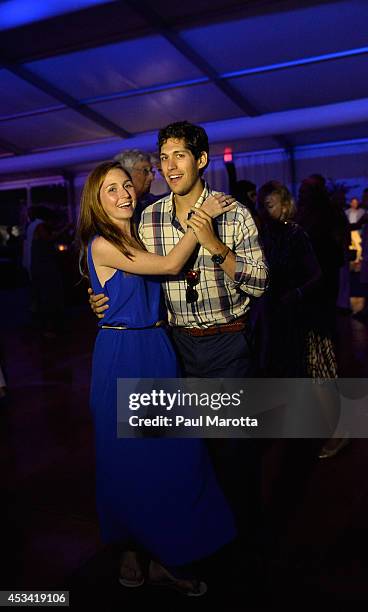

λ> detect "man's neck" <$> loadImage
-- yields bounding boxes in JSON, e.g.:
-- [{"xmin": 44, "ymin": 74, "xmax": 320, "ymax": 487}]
[{"xmin": 173, "ymin": 179, "xmax": 205, "ymax": 216}]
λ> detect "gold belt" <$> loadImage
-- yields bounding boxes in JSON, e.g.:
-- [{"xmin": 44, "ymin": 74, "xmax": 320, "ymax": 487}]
[{"xmin": 101, "ymin": 321, "xmax": 165, "ymax": 331}]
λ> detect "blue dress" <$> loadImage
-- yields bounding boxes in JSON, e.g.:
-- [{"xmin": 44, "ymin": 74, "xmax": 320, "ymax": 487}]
[{"xmin": 88, "ymin": 240, "xmax": 236, "ymax": 567}]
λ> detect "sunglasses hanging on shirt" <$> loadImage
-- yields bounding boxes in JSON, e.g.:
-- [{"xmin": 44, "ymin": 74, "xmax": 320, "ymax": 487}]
[{"xmin": 185, "ymin": 269, "xmax": 200, "ymax": 304}]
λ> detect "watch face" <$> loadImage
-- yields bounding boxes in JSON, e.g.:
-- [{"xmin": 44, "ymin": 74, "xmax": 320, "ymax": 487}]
[{"xmin": 212, "ymin": 254, "xmax": 224, "ymax": 264}]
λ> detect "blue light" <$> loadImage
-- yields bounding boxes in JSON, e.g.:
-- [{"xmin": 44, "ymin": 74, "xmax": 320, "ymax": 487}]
[
  {"xmin": 0, "ymin": 0, "xmax": 113, "ymax": 31},
  {"xmin": 295, "ymin": 137, "xmax": 368, "ymax": 152},
  {"xmin": 81, "ymin": 77, "xmax": 208, "ymax": 105},
  {"xmin": 78, "ymin": 46, "xmax": 368, "ymax": 105},
  {"xmin": 222, "ymin": 46, "xmax": 368, "ymax": 79}
]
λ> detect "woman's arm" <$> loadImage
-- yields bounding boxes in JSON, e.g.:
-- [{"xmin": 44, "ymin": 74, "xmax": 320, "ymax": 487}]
[
  {"xmin": 92, "ymin": 197, "xmax": 235, "ymax": 277},
  {"xmin": 92, "ymin": 229, "xmax": 197, "ymax": 277}
]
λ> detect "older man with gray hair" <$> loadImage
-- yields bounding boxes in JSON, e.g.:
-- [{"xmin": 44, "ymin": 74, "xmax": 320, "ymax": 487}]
[{"xmin": 114, "ymin": 149, "xmax": 158, "ymax": 222}]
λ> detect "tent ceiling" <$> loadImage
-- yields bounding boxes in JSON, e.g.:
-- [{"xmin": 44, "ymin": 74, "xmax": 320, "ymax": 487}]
[{"xmin": 0, "ymin": 0, "xmax": 367, "ymax": 178}]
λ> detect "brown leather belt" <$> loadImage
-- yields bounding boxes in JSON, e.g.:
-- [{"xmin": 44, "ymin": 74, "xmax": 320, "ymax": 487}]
[{"xmin": 175, "ymin": 314, "xmax": 248, "ymax": 337}]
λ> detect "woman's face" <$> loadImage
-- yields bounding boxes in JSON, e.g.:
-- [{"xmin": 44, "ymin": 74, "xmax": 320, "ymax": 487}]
[
  {"xmin": 264, "ymin": 192, "xmax": 285, "ymax": 221},
  {"xmin": 99, "ymin": 168, "xmax": 136, "ymax": 224}
]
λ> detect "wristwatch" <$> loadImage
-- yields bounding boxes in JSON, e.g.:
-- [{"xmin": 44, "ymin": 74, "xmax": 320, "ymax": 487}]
[{"xmin": 211, "ymin": 246, "xmax": 230, "ymax": 265}]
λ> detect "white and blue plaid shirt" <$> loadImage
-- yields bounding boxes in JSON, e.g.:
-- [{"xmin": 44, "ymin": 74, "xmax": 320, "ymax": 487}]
[{"xmin": 139, "ymin": 183, "xmax": 268, "ymax": 328}]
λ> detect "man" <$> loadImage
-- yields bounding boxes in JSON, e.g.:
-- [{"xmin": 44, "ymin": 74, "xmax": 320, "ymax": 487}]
[
  {"xmin": 113, "ymin": 148, "xmax": 157, "ymax": 222},
  {"xmin": 96, "ymin": 122, "xmax": 267, "ymax": 375},
  {"xmin": 233, "ymin": 179, "xmax": 257, "ymax": 211},
  {"xmin": 91, "ymin": 122, "xmax": 268, "ymax": 540}
]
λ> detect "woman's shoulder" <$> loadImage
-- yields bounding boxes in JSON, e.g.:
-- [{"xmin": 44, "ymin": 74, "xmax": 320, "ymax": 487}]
[
  {"xmin": 286, "ymin": 221, "xmax": 310, "ymax": 239},
  {"xmin": 284, "ymin": 222, "xmax": 314, "ymax": 254},
  {"xmin": 90, "ymin": 235, "xmax": 111, "ymax": 254},
  {"xmin": 89, "ymin": 235, "xmax": 115, "ymax": 266},
  {"xmin": 286, "ymin": 220, "xmax": 302, "ymax": 231}
]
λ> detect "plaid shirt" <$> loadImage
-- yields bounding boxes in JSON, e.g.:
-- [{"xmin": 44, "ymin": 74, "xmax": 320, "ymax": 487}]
[{"xmin": 139, "ymin": 183, "xmax": 268, "ymax": 328}]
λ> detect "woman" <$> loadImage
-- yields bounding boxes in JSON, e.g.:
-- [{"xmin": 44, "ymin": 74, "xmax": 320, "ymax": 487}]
[
  {"xmin": 255, "ymin": 181, "xmax": 341, "ymax": 559},
  {"xmin": 256, "ymin": 180, "xmax": 322, "ymax": 376},
  {"xmin": 297, "ymin": 177, "xmax": 349, "ymax": 458},
  {"xmin": 77, "ymin": 161, "xmax": 236, "ymax": 596}
]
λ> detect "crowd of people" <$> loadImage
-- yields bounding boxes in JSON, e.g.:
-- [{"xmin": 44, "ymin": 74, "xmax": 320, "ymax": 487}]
[{"xmin": 4, "ymin": 119, "xmax": 367, "ymax": 596}]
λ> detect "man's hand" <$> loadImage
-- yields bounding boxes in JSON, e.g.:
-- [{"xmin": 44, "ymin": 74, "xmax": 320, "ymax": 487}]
[
  {"xmin": 187, "ymin": 208, "xmax": 220, "ymax": 251},
  {"xmin": 88, "ymin": 287, "xmax": 109, "ymax": 319},
  {"xmin": 201, "ymin": 193, "xmax": 236, "ymax": 218}
]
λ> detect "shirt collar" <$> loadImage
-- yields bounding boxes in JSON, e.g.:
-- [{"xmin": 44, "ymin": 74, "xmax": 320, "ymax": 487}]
[{"xmin": 168, "ymin": 181, "xmax": 210, "ymax": 219}]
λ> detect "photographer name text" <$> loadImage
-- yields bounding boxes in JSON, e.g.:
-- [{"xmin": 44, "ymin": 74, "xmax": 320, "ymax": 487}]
[{"xmin": 128, "ymin": 415, "xmax": 258, "ymax": 428}]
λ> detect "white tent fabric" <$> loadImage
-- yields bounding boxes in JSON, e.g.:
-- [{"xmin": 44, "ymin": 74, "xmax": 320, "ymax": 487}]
[{"xmin": 0, "ymin": 0, "xmax": 367, "ymax": 199}]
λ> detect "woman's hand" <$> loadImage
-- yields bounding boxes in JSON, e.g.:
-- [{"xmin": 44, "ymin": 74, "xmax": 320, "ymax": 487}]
[
  {"xmin": 88, "ymin": 287, "xmax": 109, "ymax": 319},
  {"xmin": 187, "ymin": 209, "xmax": 221, "ymax": 251},
  {"xmin": 201, "ymin": 193, "xmax": 236, "ymax": 218}
]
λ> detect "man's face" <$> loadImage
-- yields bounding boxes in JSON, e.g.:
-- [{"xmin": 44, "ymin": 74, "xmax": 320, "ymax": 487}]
[
  {"xmin": 130, "ymin": 160, "xmax": 155, "ymax": 199},
  {"xmin": 247, "ymin": 190, "xmax": 257, "ymax": 205},
  {"xmin": 159, "ymin": 138, "xmax": 206, "ymax": 196}
]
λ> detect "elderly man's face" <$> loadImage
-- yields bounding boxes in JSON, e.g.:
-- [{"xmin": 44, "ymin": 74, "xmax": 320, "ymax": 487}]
[{"xmin": 130, "ymin": 160, "xmax": 155, "ymax": 199}]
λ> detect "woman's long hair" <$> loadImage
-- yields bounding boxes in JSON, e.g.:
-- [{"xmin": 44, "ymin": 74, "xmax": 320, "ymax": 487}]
[{"xmin": 77, "ymin": 161, "xmax": 145, "ymax": 277}]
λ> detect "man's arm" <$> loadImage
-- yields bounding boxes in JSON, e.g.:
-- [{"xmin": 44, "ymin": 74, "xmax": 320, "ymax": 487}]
[
  {"xmin": 230, "ymin": 207, "xmax": 268, "ymax": 297},
  {"xmin": 188, "ymin": 205, "xmax": 268, "ymax": 292}
]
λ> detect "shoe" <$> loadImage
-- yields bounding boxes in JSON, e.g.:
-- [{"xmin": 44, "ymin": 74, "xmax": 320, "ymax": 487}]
[
  {"xmin": 148, "ymin": 561, "xmax": 207, "ymax": 597},
  {"xmin": 149, "ymin": 577, "xmax": 207, "ymax": 597},
  {"xmin": 318, "ymin": 435, "xmax": 350, "ymax": 459},
  {"xmin": 118, "ymin": 551, "xmax": 145, "ymax": 588},
  {"xmin": 118, "ymin": 574, "xmax": 145, "ymax": 588}
]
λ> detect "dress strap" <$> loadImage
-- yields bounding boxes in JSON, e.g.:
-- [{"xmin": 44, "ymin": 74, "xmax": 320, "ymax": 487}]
[{"xmin": 87, "ymin": 238, "xmax": 103, "ymax": 291}]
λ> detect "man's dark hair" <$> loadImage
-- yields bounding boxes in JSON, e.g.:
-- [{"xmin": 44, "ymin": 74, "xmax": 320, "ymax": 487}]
[
  {"xmin": 158, "ymin": 121, "xmax": 209, "ymax": 174},
  {"xmin": 233, "ymin": 180, "xmax": 257, "ymax": 212},
  {"xmin": 308, "ymin": 173, "xmax": 327, "ymax": 188}
]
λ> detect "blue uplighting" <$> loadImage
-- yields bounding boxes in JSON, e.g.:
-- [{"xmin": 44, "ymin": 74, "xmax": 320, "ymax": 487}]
[
  {"xmin": 81, "ymin": 77, "xmax": 208, "ymax": 105},
  {"xmin": 0, "ymin": 0, "xmax": 113, "ymax": 30},
  {"xmin": 222, "ymin": 46, "xmax": 368, "ymax": 79},
  {"xmin": 80, "ymin": 46, "xmax": 368, "ymax": 104},
  {"xmin": 295, "ymin": 137, "xmax": 368, "ymax": 152}
]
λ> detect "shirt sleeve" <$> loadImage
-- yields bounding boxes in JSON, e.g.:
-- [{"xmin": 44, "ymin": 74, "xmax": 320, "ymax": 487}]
[
  {"xmin": 231, "ymin": 208, "xmax": 268, "ymax": 297},
  {"xmin": 138, "ymin": 213, "xmax": 145, "ymax": 243}
]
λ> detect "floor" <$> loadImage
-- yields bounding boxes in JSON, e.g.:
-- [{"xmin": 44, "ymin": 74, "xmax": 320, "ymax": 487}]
[{"xmin": 1, "ymin": 286, "xmax": 368, "ymax": 611}]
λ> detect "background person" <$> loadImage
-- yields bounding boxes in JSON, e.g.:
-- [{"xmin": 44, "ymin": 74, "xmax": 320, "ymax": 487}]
[
  {"xmin": 345, "ymin": 197, "xmax": 365, "ymax": 265},
  {"xmin": 256, "ymin": 180, "xmax": 322, "ymax": 376},
  {"xmin": 23, "ymin": 206, "xmax": 67, "ymax": 338},
  {"xmin": 113, "ymin": 148, "xmax": 158, "ymax": 223}
]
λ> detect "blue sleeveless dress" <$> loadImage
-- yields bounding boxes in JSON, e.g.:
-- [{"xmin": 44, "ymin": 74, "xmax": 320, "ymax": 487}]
[{"xmin": 88, "ymin": 240, "xmax": 236, "ymax": 567}]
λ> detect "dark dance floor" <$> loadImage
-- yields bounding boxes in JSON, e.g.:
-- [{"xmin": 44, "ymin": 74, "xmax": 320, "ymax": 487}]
[{"xmin": 2, "ymin": 288, "xmax": 368, "ymax": 611}]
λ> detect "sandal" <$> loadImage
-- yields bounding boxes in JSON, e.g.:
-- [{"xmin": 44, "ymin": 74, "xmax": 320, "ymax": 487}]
[
  {"xmin": 118, "ymin": 551, "xmax": 145, "ymax": 588},
  {"xmin": 148, "ymin": 560, "xmax": 207, "ymax": 597}
]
